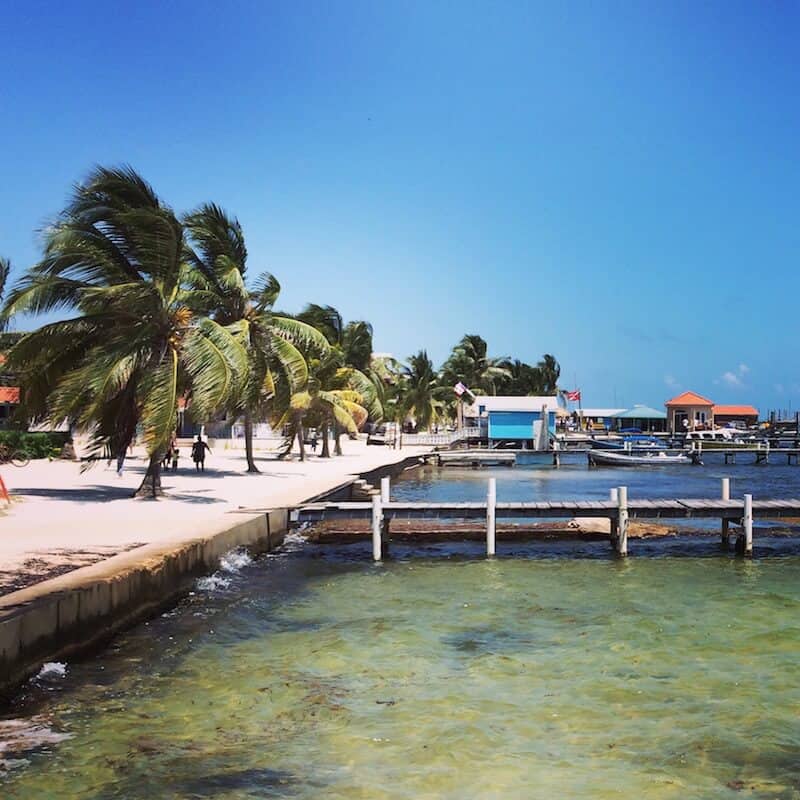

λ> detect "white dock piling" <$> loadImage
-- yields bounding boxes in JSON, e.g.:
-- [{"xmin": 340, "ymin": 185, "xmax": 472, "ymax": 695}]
[
  {"xmin": 721, "ymin": 478, "xmax": 730, "ymax": 546},
  {"xmin": 616, "ymin": 486, "xmax": 629, "ymax": 557},
  {"xmin": 372, "ymin": 494, "xmax": 383, "ymax": 562},
  {"xmin": 486, "ymin": 478, "xmax": 497, "ymax": 557},
  {"xmin": 609, "ymin": 488, "xmax": 619, "ymax": 545},
  {"xmin": 380, "ymin": 476, "xmax": 390, "ymax": 503},
  {"xmin": 743, "ymin": 493, "xmax": 753, "ymax": 557}
]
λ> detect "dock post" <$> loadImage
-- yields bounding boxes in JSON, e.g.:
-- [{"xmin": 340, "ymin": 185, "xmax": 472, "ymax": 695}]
[
  {"xmin": 721, "ymin": 477, "xmax": 730, "ymax": 547},
  {"xmin": 743, "ymin": 493, "xmax": 753, "ymax": 557},
  {"xmin": 609, "ymin": 488, "xmax": 619, "ymax": 546},
  {"xmin": 486, "ymin": 478, "xmax": 497, "ymax": 557},
  {"xmin": 380, "ymin": 476, "xmax": 390, "ymax": 503},
  {"xmin": 372, "ymin": 494, "xmax": 383, "ymax": 562},
  {"xmin": 616, "ymin": 486, "xmax": 629, "ymax": 557},
  {"xmin": 552, "ymin": 440, "xmax": 560, "ymax": 467}
]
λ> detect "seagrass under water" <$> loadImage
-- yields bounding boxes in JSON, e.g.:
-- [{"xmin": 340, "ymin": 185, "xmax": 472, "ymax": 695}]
[{"xmin": 3, "ymin": 532, "xmax": 800, "ymax": 799}]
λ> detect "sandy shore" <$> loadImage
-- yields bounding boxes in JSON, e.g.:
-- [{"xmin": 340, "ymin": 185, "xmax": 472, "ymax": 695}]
[{"xmin": 0, "ymin": 438, "xmax": 426, "ymax": 595}]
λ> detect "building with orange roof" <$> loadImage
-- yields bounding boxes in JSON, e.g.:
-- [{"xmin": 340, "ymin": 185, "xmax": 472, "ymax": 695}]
[
  {"xmin": 0, "ymin": 352, "xmax": 21, "ymax": 428},
  {"xmin": 665, "ymin": 391, "xmax": 715, "ymax": 432},
  {"xmin": 713, "ymin": 404, "xmax": 759, "ymax": 427}
]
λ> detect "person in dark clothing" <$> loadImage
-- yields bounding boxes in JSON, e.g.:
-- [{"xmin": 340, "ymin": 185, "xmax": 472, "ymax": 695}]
[{"xmin": 191, "ymin": 435, "xmax": 211, "ymax": 472}]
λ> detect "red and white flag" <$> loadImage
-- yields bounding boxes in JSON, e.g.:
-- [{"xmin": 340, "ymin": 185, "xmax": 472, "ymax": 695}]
[
  {"xmin": 566, "ymin": 389, "xmax": 581, "ymax": 402},
  {"xmin": 454, "ymin": 382, "xmax": 468, "ymax": 396}
]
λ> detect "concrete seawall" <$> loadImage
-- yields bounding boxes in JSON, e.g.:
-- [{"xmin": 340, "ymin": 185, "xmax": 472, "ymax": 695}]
[{"xmin": 0, "ymin": 508, "xmax": 288, "ymax": 697}]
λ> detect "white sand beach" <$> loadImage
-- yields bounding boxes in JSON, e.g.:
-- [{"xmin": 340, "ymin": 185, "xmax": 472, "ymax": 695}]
[{"xmin": 0, "ymin": 438, "xmax": 425, "ymax": 594}]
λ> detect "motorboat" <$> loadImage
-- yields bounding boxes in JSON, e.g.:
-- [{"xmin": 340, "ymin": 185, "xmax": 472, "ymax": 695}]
[
  {"xmin": 591, "ymin": 434, "xmax": 672, "ymax": 451},
  {"xmin": 588, "ymin": 449, "xmax": 702, "ymax": 467}
]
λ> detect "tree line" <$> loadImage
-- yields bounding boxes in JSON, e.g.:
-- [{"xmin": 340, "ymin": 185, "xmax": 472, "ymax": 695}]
[{"xmin": 0, "ymin": 167, "xmax": 559, "ymax": 496}]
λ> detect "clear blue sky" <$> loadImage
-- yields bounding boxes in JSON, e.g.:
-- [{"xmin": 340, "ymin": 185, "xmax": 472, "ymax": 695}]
[{"xmin": 2, "ymin": 1, "xmax": 798, "ymax": 413}]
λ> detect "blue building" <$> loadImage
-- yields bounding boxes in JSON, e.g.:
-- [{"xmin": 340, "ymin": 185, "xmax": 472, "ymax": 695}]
[{"xmin": 466, "ymin": 396, "xmax": 561, "ymax": 449}]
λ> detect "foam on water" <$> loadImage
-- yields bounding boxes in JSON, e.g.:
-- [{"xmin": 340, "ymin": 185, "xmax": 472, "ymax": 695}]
[
  {"xmin": 195, "ymin": 574, "xmax": 232, "ymax": 592},
  {"xmin": 34, "ymin": 662, "xmax": 67, "ymax": 681},
  {"xmin": 219, "ymin": 547, "xmax": 253, "ymax": 572}
]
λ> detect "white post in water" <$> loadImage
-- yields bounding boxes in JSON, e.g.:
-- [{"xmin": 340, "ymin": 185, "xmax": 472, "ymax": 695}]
[
  {"xmin": 486, "ymin": 478, "xmax": 497, "ymax": 557},
  {"xmin": 609, "ymin": 488, "xmax": 619, "ymax": 546},
  {"xmin": 372, "ymin": 494, "xmax": 383, "ymax": 562},
  {"xmin": 617, "ymin": 486, "xmax": 629, "ymax": 557},
  {"xmin": 743, "ymin": 493, "xmax": 753, "ymax": 557},
  {"xmin": 721, "ymin": 478, "xmax": 730, "ymax": 546},
  {"xmin": 381, "ymin": 476, "xmax": 390, "ymax": 503}
]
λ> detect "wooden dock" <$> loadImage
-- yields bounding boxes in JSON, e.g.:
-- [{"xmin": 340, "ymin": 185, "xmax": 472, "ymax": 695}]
[
  {"xmin": 292, "ymin": 477, "xmax": 800, "ymax": 560},
  {"xmin": 433, "ymin": 450, "xmax": 517, "ymax": 467}
]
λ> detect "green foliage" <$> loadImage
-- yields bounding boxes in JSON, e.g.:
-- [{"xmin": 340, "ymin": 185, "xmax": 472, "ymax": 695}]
[
  {"xmin": 0, "ymin": 430, "xmax": 70, "ymax": 458},
  {"xmin": 0, "ymin": 167, "xmax": 247, "ymax": 482}
]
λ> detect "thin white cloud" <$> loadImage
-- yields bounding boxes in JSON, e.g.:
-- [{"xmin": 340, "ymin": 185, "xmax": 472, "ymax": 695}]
[
  {"xmin": 721, "ymin": 371, "xmax": 742, "ymax": 387},
  {"xmin": 719, "ymin": 363, "xmax": 749, "ymax": 388},
  {"xmin": 664, "ymin": 375, "xmax": 679, "ymax": 389}
]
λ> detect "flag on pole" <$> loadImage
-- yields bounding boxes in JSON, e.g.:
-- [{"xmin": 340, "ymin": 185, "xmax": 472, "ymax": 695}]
[
  {"xmin": 566, "ymin": 389, "xmax": 581, "ymax": 402},
  {"xmin": 454, "ymin": 382, "xmax": 468, "ymax": 396}
]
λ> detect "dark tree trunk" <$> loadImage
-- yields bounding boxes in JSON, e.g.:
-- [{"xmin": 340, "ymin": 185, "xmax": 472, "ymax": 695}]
[
  {"xmin": 134, "ymin": 454, "xmax": 164, "ymax": 498},
  {"xmin": 334, "ymin": 421, "xmax": 343, "ymax": 456},
  {"xmin": 321, "ymin": 421, "xmax": 331, "ymax": 458},
  {"xmin": 244, "ymin": 410, "xmax": 259, "ymax": 473},
  {"xmin": 296, "ymin": 418, "xmax": 306, "ymax": 462}
]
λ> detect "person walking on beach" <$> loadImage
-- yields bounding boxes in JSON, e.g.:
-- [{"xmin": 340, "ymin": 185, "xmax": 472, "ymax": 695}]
[{"xmin": 191, "ymin": 434, "xmax": 211, "ymax": 472}]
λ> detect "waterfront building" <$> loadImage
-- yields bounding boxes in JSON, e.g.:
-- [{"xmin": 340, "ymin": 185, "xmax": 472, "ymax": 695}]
[
  {"xmin": 712, "ymin": 404, "xmax": 759, "ymax": 428},
  {"xmin": 612, "ymin": 405, "xmax": 668, "ymax": 432},
  {"xmin": 464, "ymin": 395, "xmax": 561, "ymax": 448},
  {"xmin": 665, "ymin": 391, "xmax": 715, "ymax": 432}
]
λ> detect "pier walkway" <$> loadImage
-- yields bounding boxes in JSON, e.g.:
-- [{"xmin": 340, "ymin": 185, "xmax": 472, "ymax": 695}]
[{"xmin": 293, "ymin": 477, "xmax": 800, "ymax": 560}]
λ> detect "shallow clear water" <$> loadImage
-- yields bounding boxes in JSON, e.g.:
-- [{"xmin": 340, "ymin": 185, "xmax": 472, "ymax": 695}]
[{"xmin": 4, "ymin": 461, "xmax": 800, "ymax": 799}]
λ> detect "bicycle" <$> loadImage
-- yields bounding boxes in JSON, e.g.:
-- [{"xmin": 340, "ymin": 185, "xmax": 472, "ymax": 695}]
[{"xmin": 0, "ymin": 444, "xmax": 30, "ymax": 467}]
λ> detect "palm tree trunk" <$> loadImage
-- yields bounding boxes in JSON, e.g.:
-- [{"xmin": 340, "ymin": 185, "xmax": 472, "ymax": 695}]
[
  {"xmin": 334, "ymin": 421, "xmax": 343, "ymax": 456},
  {"xmin": 321, "ymin": 421, "xmax": 331, "ymax": 458},
  {"xmin": 296, "ymin": 417, "xmax": 306, "ymax": 462},
  {"xmin": 244, "ymin": 410, "xmax": 259, "ymax": 473},
  {"xmin": 135, "ymin": 454, "xmax": 163, "ymax": 498}
]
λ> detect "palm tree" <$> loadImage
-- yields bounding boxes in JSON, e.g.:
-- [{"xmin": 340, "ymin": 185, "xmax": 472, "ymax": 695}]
[
  {"xmin": 286, "ymin": 348, "xmax": 368, "ymax": 459},
  {"xmin": 295, "ymin": 304, "xmax": 381, "ymax": 454},
  {"xmin": 536, "ymin": 354, "xmax": 561, "ymax": 394},
  {"xmin": 0, "ymin": 167, "xmax": 248, "ymax": 497},
  {"xmin": 183, "ymin": 204, "xmax": 328, "ymax": 472},
  {"xmin": 0, "ymin": 257, "xmax": 9, "ymax": 311},
  {"xmin": 400, "ymin": 350, "xmax": 447, "ymax": 431},
  {"xmin": 441, "ymin": 334, "xmax": 510, "ymax": 395}
]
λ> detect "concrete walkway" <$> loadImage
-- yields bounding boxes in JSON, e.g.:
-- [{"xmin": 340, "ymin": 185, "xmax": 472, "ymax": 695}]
[{"xmin": 0, "ymin": 438, "xmax": 426, "ymax": 595}]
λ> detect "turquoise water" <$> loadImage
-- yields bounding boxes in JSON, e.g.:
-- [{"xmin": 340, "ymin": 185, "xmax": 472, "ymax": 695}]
[
  {"xmin": 3, "ymin": 535, "xmax": 800, "ymax": 798},
  {"xmin": 3, "ymin": 460, "xmax": 800, "ymax": 798}
]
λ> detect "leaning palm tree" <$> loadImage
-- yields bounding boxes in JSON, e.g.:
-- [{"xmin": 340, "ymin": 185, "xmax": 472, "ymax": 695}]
[
  {"xmin": 183, "ymin": 204, "xmax": 328, "ymax": 472},
  {"xmin": 536, "ymin": 354, "xmax": 561, "ymax": 394},
  {"xmin": 1, "ymin": 167, "xmax": 248, "ymax": 497}
]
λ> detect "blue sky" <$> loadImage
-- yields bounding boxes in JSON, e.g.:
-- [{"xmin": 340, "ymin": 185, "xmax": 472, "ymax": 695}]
[{"xmin": 2, "ymin": 1, "xmax": 799, "ymax": 413}]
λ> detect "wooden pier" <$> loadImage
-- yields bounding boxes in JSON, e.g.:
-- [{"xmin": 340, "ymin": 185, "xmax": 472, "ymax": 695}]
[
  {"xmin": 433, "ymin": 450, "xmax": 517, "ymax": 467},
  {"xmin": 293, "ymin": 477, "xmax": 800, "ymax": 561}
]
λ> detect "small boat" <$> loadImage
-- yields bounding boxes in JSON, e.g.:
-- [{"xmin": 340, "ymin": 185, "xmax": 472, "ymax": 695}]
[{"xmin": 588, "ymin": 449, "xmax": 702, "ymax": 467}]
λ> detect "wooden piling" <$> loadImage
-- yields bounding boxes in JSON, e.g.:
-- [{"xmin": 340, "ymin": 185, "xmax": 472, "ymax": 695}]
[
  {"xmin": 720, "ymin": 478, "xmax": 730, "ymax": 546},
  {"xmin": 743, "ymin": 493, "xmax": 753, "ymax": 557},
  {"xmin": 616, "ymin": 486, "xmax": 629, "ymax": 557},
  {"xmin": 372, "ymin": 494, "xmax": 383, "ymax": 561},
  {"xmin": 609, "ymin": 488, "xmax": 619, "ymax": 545},
  {"xmin": 486, "ymin": 477, "xmax": 497, "ymax": 557}
]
